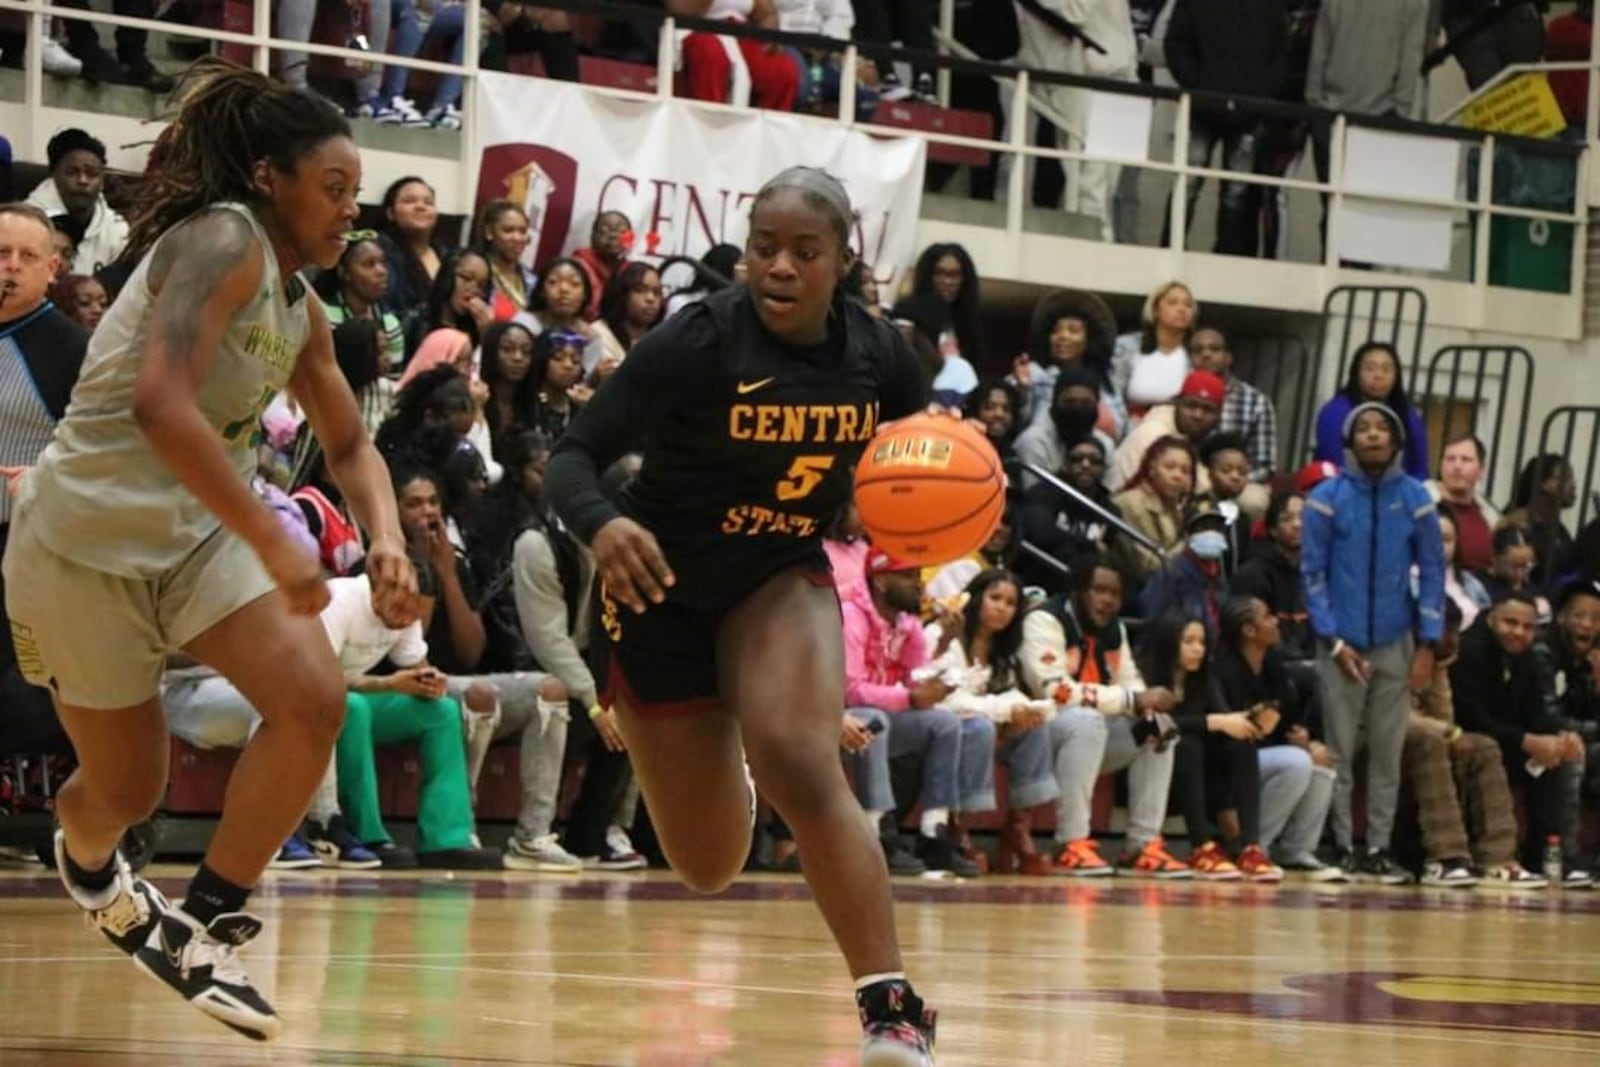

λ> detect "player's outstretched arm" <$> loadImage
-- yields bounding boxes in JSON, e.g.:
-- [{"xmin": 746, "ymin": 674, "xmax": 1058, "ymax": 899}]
[
  {"xmin": 133, "ymin": 208, "xmax": 327, "ymax": 615},
  {"xmin": 292, "ymin": 297, "xmax": 419, "ymax": 624}
]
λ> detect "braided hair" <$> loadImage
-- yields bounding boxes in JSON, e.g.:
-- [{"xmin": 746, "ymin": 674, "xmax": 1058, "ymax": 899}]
[{"xmin": 121, "ymin": 58, "xmax": 352, "ymax": 266}]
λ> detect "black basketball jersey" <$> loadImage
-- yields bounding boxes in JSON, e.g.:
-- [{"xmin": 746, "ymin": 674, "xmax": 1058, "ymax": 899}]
[{"xmin": 548, "ymin": 288, "xmax": 928, "ymax": 612}]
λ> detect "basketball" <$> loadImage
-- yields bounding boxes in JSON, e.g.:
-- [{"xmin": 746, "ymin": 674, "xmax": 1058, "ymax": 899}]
[{"xmin": 854, "ymin": 413, "xmax": 1006, "ymax": 566}]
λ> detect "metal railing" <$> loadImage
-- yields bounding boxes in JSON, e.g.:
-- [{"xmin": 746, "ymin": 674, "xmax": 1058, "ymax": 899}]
[
  {"xmin": 2, "ymin": 0, "xmax": 1589, "ymax": 296},
  {"xmin": 1228, "ymin": 331, "xmax": 1316, "ymax": 472},
  {"xmin": 1419, "ymin": 345, "xmax": 1537, "ymax": 509},
  {"xmin": 1536, "ymin": 406, "xmax": 1600, "ymax": 532}
]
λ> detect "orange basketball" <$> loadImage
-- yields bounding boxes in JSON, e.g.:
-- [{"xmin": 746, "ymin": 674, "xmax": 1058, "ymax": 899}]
[{"xmin": 853, "ymin": 413, "xmax": 1006, "ymax": 566}]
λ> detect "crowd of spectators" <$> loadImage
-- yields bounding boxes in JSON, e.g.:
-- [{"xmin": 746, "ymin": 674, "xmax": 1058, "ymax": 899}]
[
  {"xmin": 5, "ymin": 0, "xmax": 1598, "ymax": 879},
  {"xmin": 5, "ymin": 97, "xmax": 1597, "ymax": 886}
]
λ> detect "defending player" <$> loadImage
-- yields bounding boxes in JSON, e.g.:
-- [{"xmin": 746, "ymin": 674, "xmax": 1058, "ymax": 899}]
[{"xmin": 3, "ymin": 60, "xmax": 417, "ymax": 1040}]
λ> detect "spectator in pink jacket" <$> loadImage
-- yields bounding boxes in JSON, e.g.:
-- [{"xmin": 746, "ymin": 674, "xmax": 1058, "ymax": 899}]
[{"xmin": 840, "ymin": 550, "xmax": 994, "ymax": 878}]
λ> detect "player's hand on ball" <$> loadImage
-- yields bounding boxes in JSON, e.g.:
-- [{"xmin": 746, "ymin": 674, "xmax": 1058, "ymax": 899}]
[
  {"xmin": 368, "ymin": 535, "xmax": 422, "ymax": 627},
  {"xmin": 593, "ymin": 517, "xmax": 675, "ymax": 614},
  {"xmin": 261, "ymin": 535, "xmax": 330, "ymax": 616}
]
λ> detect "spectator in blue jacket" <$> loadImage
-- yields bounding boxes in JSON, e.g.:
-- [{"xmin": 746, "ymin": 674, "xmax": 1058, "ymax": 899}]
[
  {"xmin": 1303, "ymin": 400, "xmax": 1445, "ymax": 883},
  {"xmin": 1312, "ymin": 341, "xmax": 1431, "ymax": 482}
]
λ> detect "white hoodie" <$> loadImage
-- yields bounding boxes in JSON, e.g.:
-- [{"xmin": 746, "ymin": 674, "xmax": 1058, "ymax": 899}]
[
  {"xmin": 25, "ymin": 177, "xmax": 130, "ymax": 276},
  {"xmin": 1016, "ymin": 0, "xmax": 1140, "ymax": 82},
  {"xmin": 774, "ymin": 0, "xmax": 854, "ymax": 38}
]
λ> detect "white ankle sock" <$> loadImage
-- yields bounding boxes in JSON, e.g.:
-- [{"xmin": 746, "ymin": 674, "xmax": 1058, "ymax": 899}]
[
  {"xmin": 855, "ymin": 972, "xmax": 907, "ymax": 991},
  {"xmin": 863, "ymin": 808, "xmax": 887, "ymax": 836},
  {"xmin": 919, "ymin": 808, "xmax": 949, "ymax": 838}
]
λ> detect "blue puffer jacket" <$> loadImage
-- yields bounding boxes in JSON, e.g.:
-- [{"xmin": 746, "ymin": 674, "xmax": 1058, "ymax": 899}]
[{"xmin": 1302, "ymin": 402, "xmax": 1445, "ymax": 649}]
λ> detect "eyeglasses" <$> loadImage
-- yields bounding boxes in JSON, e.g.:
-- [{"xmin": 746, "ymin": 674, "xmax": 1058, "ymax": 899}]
[{"xmin": 1067, "ymin": 453, "xmax": 1105, "ymax": 466}]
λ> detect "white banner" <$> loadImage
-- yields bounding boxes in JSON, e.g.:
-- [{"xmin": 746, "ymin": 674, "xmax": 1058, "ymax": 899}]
[{"xmin": 471, "ymin": 74, "xmax": 927, "ymax": 277}]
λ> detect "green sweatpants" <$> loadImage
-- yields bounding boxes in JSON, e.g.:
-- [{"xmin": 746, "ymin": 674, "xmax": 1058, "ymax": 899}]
[{"xmin": 336, "ymin": 690, "xmax": 474, "ymax": 853}]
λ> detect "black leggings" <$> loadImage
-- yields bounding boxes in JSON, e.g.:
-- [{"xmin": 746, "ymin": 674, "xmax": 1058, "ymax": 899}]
[
  {"xmin": 559, "ymin": 702, "xmax": 634, "ymax": 857},
  {"xmin": 1171, "ymin": 728, "xmax": 1261, "ymax": 846}
]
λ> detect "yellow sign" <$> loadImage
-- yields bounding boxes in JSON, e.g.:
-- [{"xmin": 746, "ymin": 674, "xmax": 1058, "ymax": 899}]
[{"xmin": 1461, "ymin": 73, "xmax": 1568, "ymax": 139}]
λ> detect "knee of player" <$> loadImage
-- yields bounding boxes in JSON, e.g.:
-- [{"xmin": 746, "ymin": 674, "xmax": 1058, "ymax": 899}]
[
  {"xmin": 99, "ymin": 773, "xmax": 167, "ymax": 826},
  {"xmin": 675, "ymin": 860, "xmax": 741, "ymax": 896},
  {"xmin": 266, "ymin": 669, "xmax": 346, "ymax": 746}
]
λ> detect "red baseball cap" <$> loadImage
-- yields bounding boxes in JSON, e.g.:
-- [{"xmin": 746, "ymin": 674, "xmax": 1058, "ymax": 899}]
[
  {"xmin": 1295, "ymin": 460, "xmax": 1340, "ymax": 493},
  {"xmin": 1179, "ymin": 371, "xmax": 1226, "ymax": 406},
  {"xmin": 866, "ymin": 549, "xmax": 920, "ymax": 576}
]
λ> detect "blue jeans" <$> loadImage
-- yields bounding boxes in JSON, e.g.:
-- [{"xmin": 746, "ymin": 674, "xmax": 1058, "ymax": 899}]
[
  {"xmin": 783, "ymin": 48, "xmax": 879, "ymax": 119},
  {"xmin": 996, "ymin": 724, "xmax": 1060, "ymax": 811},
  {"xmin": 426, "ymin": 3, "xmax": 470, "ymax": 110},
  {"xmin": 379, "ymin": 0, "xmax": 425, "ymax": 102},
  {"xmin": 845, "ymin": 706, "xmax": 963, "ymax": 813}
]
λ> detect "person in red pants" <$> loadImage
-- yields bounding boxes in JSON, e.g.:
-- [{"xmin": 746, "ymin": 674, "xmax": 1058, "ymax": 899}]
[{"xmin": 673, "ymin": 0, "xmax": 801, "ymax": 110}]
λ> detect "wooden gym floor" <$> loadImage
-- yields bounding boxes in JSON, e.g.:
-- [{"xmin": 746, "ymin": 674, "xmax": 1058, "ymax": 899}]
[{"xmin": 1, "ymin": 866, "xmax": 1598, "ymax": 1066}]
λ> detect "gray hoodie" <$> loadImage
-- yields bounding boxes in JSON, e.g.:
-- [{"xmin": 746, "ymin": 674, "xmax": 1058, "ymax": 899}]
[{"xmin": 1305, "ymin": 0, "xmax": 1430, "ymax": 117}]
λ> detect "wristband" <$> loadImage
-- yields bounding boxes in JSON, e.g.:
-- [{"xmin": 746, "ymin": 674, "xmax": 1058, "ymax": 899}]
[{"xmin": 588, "ymin": 704, "xmax": 605, "ymax": 720}]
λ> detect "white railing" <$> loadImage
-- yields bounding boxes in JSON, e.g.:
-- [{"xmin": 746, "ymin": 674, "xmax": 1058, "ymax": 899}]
[{"xmin": 3, "ymin": 0, "xmax": 1589, "ymax": 299}]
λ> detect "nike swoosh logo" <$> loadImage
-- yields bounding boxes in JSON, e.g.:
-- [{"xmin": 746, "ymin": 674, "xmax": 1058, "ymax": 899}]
[
  {"xmin": 736, "ymin": 377, "xmax": 776, "ymax": 395},
  {"xmin": 162, "ymin": 925, "xmax": 185, "ymax": 970}
]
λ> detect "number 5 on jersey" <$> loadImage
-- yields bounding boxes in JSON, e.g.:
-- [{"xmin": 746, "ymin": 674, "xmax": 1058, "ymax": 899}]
[{"xmin": 776, "ymin": 455, "xmax": 836, "ymax": 501}]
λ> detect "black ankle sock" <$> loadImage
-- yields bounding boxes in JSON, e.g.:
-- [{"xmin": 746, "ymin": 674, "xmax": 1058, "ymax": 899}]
[
  {"xmin": 62, "ymin": 847, "xmax": 117, "ymax": 894},
  {"xmin": 182, "ymin": 863, "xmax": 251, "ymax": 926},
  {"xmin": 856, "ymin": 978, "xmax": 923, "ymax": 1026}
]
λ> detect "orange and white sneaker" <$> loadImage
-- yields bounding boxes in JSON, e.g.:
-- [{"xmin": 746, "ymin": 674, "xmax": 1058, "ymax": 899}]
[
  {"xmin": 1050, "ymin": 837, "xmax": 1113, "ymax": 878},
  {"xmin": 1236, "ymin": 844, "xmax": 1284, "ymax": 883},
  {"xmin": 1188, "ymin": 841, "xmax": 1242, "ymax": 881},
  {"xmin": 1117, "ymin": 837, "xmax": 1192, "ymax": 880}
]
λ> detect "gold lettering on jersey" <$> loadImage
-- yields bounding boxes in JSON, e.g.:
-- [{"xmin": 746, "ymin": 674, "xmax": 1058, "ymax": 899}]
[
  {"xmin": 721, "ymin": 504, "xmax": 820, "ymax": 538},
  {"xmin": 728, "ymin": 402, "xmax": 878, "ymax": 444},
  {"xmin": 869, "ymin": 437, "xmax": 954, "ymax": 469},
  {"xmin": 243, "ymin": 323, "xmax": 297, "ymax": 372}
]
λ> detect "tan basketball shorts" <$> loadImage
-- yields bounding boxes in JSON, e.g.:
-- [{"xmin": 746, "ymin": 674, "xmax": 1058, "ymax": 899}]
[{"xmin": 4, "ymin": 512, "xmax": 275, "ymax": 709}]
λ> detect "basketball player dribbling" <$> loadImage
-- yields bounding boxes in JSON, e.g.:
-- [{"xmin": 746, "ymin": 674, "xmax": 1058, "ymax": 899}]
[
  {"xmin": 546, "ymin": 167, "xmax": 941, "ymax": 1065},
  {"xmin": 3, "ymin": 60, "xmax": 418, "ymax": 1040}
]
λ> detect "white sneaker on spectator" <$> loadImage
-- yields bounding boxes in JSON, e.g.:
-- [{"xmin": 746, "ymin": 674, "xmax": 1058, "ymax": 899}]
[
  {"xmin": 606, "ymin": 824, "xmax": 639, "ymax": 858},
  {"xmin": 911, "ymin": 73, "xmax": 936, "ymax": 104},
  {"xmin": 428, "ymin": 104, "xmax": 462, "ymax": 130},
  {"xmin": 1420, "ymin": 858, "xmax": 1478, "ymax": 888},
  {"xmin": 0, "ymin": 844, "xmax": 43, "ymax": 866},
  {"xmin": 1564, "ymin": 867, "xmax": 1595, "ymax": 889},
  {"xmin": 350, "ymin": 99, "xmax": 377, "ymax": 119},
  {"xmin": 503, "ymin": 833, "xmax": 582, "ymax": 873},
  {"xmin": 42, "ymin": 39, "xmax": 83, "ymax": 76},
  {"xmin": 1277, "ymin": 851, "xmax": 1350, "ymax": 883},
  {"xmin": 376, "ymin": 95, "xmax": 432, "ymax": 128},
  {"xmin": 581, "ymin": 826, "xmax": 647, "ymax": 870}
]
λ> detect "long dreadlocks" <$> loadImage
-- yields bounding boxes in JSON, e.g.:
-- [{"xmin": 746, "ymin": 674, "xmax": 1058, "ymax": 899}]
[{"xmin": 121, "ymin": 57, "xmax": 351, "ymax": 266}]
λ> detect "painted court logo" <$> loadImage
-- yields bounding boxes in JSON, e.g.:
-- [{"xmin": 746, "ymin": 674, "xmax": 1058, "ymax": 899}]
[{"xmin": 477, "ymin": 144, "xmax": 579, "ymax": 271}]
